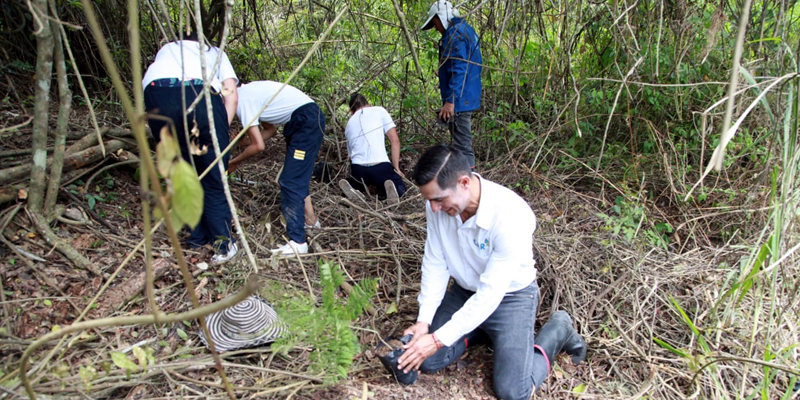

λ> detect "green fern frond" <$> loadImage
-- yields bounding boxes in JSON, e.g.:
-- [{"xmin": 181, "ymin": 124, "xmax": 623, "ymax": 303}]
[{"xmin": 266, "ymin": 261, "xmax": 377, "ymax": 384}]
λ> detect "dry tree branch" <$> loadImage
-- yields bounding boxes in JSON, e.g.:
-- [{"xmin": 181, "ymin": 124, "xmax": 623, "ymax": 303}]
[
  {"xmin": 690, "ymin": 355, "xmax": 800, "ymax": 387},
  {"xmin": 0, "ymin": 117, "xmax": 33, "ymax": 134},
  {"xmin": 495, "ymin": 0, "xmax": 512, "ymax": 50},
  {"xmin": 127, "ymin": 0, "xmax": 160, "ymax": 321},
  {"xmin": 24, "ymin": 0, "xmax": 45, "ymax": 35},
  {"xmin": 585, "ymin": 78, "xmax": 731, "ymax": 87},
  {"xmin": 596, "ymin": 56, "xmax": 644, "ymax": 176},
  {"xmin": 390, "ymin": 0, "xmax": 423, "ymax": 77},
  {"xmin": 710, "ymin": 0, "xmax": 753, "ymax": 171},
  {"xmin": 43, "ymin": 0, "xmax": 75, "ymax": 219}
]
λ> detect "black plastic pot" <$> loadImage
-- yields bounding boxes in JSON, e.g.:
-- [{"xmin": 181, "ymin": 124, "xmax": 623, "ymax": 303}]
[{"xmin": 376, "ymin": 334, "xmax": 418, "ymax": 385}]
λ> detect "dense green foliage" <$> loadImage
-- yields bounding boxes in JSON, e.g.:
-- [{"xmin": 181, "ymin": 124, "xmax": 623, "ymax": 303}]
[{"xmin": 5, "ymin": 0, "xmax": 796, "ymax": 222}]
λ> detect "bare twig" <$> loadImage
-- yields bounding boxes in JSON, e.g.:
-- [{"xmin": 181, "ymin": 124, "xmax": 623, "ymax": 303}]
[
  {"xmin": 710, "ymin": 0, "xmax": 753, "ymax": 171},
  {"xmin": 0, "ymin": 117, "xmax": 33, "ymax": 134},
  {"xmin": 390, "ymin": 0, "xmax": 423, "ymax": 77}
]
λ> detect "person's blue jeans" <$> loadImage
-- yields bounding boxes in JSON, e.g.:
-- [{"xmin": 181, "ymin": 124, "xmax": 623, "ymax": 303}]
[
  {"xmin": 279, "ymin": 102, "xmax": 324, "ymax": 244},
  {"xmin": 420, "ymin": 282, "xmax": 549, "ymax": 400},
  {"xmin": 144, "ymin": 82, "xmax": 234, "ymax": 253}
]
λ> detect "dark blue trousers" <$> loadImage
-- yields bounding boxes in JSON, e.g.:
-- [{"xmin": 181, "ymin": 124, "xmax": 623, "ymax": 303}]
[
  {"xmin": 347, "ymin": 162, "xmax": 407, "ymax": 199},
  {"xmin": 279, "ymin": 102, "xmax": 324, "ymax": 243},
  {"xmin": 144, "ymin": 84, "xmax": 233, "ymax": 252}
]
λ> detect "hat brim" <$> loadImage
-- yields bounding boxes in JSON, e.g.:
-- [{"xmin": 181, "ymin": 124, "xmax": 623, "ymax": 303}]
[
  {"xmin": 420, "ymin": 14, "xmax": 436, "ymax": 30},
  {"xmin": 198, "ymin": 296, "xmax": 285, "ymax": 352}
]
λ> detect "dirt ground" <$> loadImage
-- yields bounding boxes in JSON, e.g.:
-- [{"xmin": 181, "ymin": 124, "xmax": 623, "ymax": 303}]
[{"xmin": 0, "ymin": 106, "xmax": 764, "ymax": 400}]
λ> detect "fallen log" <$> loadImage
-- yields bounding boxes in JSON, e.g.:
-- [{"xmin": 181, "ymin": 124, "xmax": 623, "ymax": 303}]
[
  {"xmin": 65, "ymin": 127, "xmax": 109, "ymax": 154},
  {"xmin": 0, "ymin": 139, "xmax": 133, "ymax": 185},
  {"xmin": 0, "ymin": 167, "xmax": 97, "ymax": 206},
  {"xmin": 0, "ymin": 184, "xmax": 26, "ymax": 205},
  {"xmin": 66, "ymin": 126, "xmax": 150, "ymax": 140},
  {"xmin": 95, "ymin": 258, "xmax": 172, "ymax": 316}
]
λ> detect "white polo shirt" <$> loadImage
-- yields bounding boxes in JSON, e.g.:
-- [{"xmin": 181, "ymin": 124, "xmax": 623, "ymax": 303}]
[
  {"xmin": 142, "ymin": 41, "xmax": 238, "ymax": 92},
  {"xmin": 344, "ymin": 106, "xmax": 396, "ymax": 165},
  {"xmin": 236, "ymin": 81, "xmax": 314, "ymax": 127},
  {"xmin": 417, "ymin": 175, "xmax": 538, "ymax": 346}
]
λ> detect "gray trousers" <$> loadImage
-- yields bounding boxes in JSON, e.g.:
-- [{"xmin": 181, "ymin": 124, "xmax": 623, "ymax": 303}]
[
  {"xmin": 420, "ymin": 282, "xmax": 549, "ymax": 400},
  {"xmin": 448, "ymin": 111, "xmax": 475, "ymax": 168}
]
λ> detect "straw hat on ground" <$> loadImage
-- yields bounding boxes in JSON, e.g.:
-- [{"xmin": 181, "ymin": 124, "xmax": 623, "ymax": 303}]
[{"xmin": 198, "ymin": 295, "xmax": 285, "ymax": 352}]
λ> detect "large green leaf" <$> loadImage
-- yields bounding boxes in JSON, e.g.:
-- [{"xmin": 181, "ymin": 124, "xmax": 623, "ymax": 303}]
[{"xmin": 171, "ymin": 160, "xmax": 204, "ymax": 229}]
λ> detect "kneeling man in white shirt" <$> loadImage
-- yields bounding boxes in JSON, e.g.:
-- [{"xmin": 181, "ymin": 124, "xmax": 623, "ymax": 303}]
[{"xmin": 397, "ymin": 144, "xmax": 587, "ymax": 400}]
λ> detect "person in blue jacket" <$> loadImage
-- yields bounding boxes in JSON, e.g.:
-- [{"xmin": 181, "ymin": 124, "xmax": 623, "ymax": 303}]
[{"xmin": 421, "ymin": 0, "xmax": 482, "ymax": 169}]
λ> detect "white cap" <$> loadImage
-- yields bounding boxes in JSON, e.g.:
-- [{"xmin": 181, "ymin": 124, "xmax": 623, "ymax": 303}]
[{"xmin": 420, "ymin": 1, "xmax": 460, "ymax": 31}]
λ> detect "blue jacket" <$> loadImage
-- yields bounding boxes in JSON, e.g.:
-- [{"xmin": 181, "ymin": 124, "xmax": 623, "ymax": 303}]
[{"xmin": 438, "ymin": 17, "xmax": 482, "ymax": 113}]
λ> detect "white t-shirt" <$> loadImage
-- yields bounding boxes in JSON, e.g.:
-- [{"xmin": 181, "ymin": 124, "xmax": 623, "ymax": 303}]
[
  {"xmin": 236, "ymin": 81, "xmax": 314, "ymax": 127},
  {"xmin": 417, "ymin": 175, "xmax": 538, "ymax": 346},
  {"xmin": 142, "ymin": 41, "xmax": 238, "ymax": 92},
  {"xmin": 344, "ymin": 106, "xmax": 396, "ymax": 165}
]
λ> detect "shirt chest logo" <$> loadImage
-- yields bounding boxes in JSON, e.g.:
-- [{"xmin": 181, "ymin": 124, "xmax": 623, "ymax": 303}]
[{"xmin": 473, "ymin": 238, "xmax": 489, "ymax": 251}]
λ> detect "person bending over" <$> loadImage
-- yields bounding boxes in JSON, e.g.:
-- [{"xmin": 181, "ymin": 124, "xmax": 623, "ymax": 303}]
[
  {"xmin": 234, "ymin": 80, "xmax": 324, "ymax": 257},
  {"xmin": 143, "ymin": 30, "xmax": 239, "ymax": 265}
]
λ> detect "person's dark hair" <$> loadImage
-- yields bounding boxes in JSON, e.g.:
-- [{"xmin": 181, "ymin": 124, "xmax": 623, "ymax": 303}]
[
  {"xmin": 184, "ymin": 29, "xmax": 199, "ymax": 42},
  {"xmin": 412, "ymin": 144, "xmax": 471, "ymax": 189},
  {"xmin": 178, "ymin": 28, "xmax": 220, "ymax": 53},
  {"xmin": 349, "ymin": 93, "xmax": 369, "ymax": 112}
]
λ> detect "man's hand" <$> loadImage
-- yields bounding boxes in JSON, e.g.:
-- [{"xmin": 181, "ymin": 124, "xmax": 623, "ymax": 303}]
[
  {"xmin": 438, "ymin": 102, "xmax": 455, "ymax": 122},
  {"xmin": 397, "ymin": 322, "xmax": 437, "ymax": 373},
  {"xmin": 394, "ymin": 167, "xmax": 406, "ymax": 179},
  {"xmin": 403, "ymin": 321, "xmax": 429, "ymax": 340},
  {"xmin": 398, "ymin": 333, "xmax": 439, "ymax": 373}
]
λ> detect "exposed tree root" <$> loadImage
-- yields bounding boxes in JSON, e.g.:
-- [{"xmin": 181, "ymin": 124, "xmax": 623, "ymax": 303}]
[{"xmin": 26, "ymin": 207, "xmax": 102, "ymax": 276}]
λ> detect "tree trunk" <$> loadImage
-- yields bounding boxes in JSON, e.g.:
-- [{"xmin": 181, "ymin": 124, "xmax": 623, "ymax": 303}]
[
  {"xmin": 44, "ymin": 4, "xmax": 73, "ymax": 219},
  {"xmin": 28, "ymin": 0, "xmax": 54, "ymax": 214}
]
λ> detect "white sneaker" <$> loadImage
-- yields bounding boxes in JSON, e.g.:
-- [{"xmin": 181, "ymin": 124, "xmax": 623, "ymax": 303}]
[
  {"xmin": 339, "ymin": 179, "xmax": 366, "ymax": 204},
  {"xmin": 384, "ymin": 180, "xmax": 399, "ymax": 205},
  {"xmin": 304, "ymin": 220, "xmax": 321, "ymax": 229},
  {"xmin": 270, "ymin": 240, "xmax": 309, "ymax": 257},
  {"xmin": 210, "ymin": 242, "xmax": 238, "ymax": 265}
]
